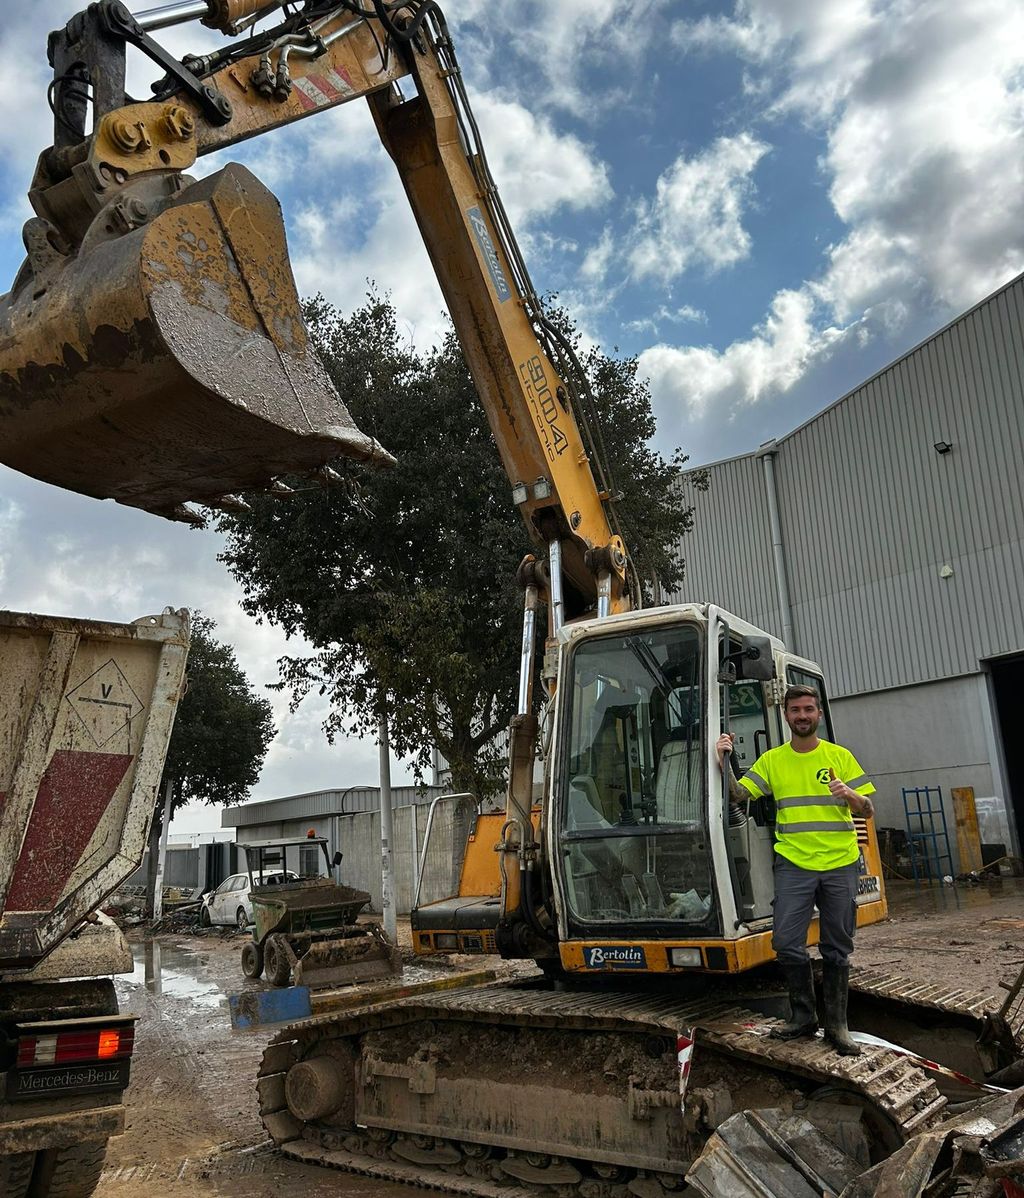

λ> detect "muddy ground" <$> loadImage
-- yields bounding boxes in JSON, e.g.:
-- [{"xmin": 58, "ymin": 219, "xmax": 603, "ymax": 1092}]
[{"xmin": 95, "ymin": 878, "xmax": 1024, "ymax": 1196}]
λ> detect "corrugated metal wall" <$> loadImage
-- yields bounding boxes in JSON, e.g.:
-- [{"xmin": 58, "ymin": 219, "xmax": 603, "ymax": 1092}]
[
  {"xmin": 672, "ymin": 272, "xmax": 1024, "ymax": 698},
  {"xmin": 678, "ymin": 455, "xmax": 778, "ymax": 631}
]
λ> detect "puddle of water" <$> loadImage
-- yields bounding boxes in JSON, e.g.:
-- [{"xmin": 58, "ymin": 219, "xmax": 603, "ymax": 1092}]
[
  {"xmin": 123, "ymin": 940, "xmax": 226, "ymax": 1008},
  {"xmin": 886, "ymin": 876, "xmax": 1024, "ymax": 917}
]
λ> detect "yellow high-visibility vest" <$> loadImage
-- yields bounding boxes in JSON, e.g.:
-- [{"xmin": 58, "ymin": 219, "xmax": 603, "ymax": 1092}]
[{"xmin": 738, "ymin": 740, "xmax": 875, "ymax": 871}]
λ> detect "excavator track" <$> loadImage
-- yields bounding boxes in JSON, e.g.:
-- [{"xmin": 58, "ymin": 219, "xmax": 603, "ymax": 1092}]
[
  {"xmin": 850, "ymin": 966, "xmax": 1021, "ymax": 1031},
  {"xmin": 848, "ymin": 966, "xmax": 1024, "ymax": 1076},
  {"xmin": 257, "ymin": 980, "xmax": 947, "ymax": 1197}
]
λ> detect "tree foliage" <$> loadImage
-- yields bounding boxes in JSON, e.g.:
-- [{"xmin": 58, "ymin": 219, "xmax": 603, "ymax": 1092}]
[
  {"xmin": 160, "ymin": 613, "xmax": 275, "ymax": 813},
  {"xmin": 216, "ymin": 294, "xmax": 705, "ymax": 795}
]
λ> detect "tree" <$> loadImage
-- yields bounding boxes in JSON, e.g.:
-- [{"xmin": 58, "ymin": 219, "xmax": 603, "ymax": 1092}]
[
  {"xmin": 216, "ymin": 293, "xmax": 705, "ymax": 796},
  {"xmin": 146, "ymin": 614, "xmax": 275, "ymax": 914}
]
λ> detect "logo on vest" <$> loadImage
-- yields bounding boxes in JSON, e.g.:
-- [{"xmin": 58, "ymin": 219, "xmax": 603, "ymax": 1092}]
[{"xmin": 815, "ymin": 768, "xmax": 832, "ymax": 785}]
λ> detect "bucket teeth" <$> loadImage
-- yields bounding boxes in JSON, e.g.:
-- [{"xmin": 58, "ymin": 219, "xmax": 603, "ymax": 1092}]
[
  {"xmin": 162, "ymin": 504, "xmax": 208, "ymax": 528},
  {"xmin": 316, "ymin": 465, "xmax": 349, "ymax": 486}
]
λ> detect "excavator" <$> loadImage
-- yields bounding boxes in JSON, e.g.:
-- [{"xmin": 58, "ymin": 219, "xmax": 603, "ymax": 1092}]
[{"xmin": 2, "ymin": 2, "xmax": 1023, "ymax": 1195}]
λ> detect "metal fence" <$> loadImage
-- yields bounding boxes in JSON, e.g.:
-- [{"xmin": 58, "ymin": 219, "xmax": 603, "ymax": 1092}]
[
  {"xmin": 415, "ymin": 793, "xmax": 478, "ymax": 908},
  {"xmin": 325, "ymin": 795, "xmax": 476, "ymax": 914}
]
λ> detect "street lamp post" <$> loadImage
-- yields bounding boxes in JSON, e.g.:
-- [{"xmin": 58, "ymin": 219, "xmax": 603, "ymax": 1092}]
[{"xmin": 378, "ymin": 703, "xmax": 397, "ymax": 943}]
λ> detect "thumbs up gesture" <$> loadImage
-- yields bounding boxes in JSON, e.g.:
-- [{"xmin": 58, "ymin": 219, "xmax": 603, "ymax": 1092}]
[{"xmin": 829, "ymin": 768, "xmax": 873, "ymax": 818}]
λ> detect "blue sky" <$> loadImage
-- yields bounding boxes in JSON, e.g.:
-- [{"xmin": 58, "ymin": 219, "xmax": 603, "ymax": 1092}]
[{"xmin": 1, "ymin": 0, "xmax": 1022, "ymax": 831}]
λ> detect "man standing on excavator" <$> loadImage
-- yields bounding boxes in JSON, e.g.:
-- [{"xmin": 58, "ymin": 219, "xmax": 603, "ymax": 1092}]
[{"xmin": 716, "ymin": 685, "xmax": 875, "ymax": 1056}]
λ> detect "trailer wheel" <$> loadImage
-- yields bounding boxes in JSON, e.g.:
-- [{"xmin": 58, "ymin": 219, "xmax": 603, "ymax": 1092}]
[
  {"xmin": 241, "ymin": 940, "xmax": 264, "ymax": 979},
  {"xmin": 0, "ymin": 1152, "xmax": 35, "ymax": 1198},
  {"xmin": 264, "ymin": 934, "xmax": 292, "ymax": 987},
  {"xmin": 28, "ymin": 1139, "xmax": 107, "ymax": 1198}
]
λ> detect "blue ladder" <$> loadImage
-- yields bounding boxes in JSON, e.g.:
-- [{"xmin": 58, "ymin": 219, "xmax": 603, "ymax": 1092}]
[{"xmin": 902, "ymin": 786, "xmax": 954, "ymax": 885}]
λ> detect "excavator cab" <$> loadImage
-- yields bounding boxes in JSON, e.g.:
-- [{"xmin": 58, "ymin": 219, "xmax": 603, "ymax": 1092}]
[
  {"xmin": 545, "ymin": 605, "xmax": 887, "ymax": 974},
  {"xmin": 414, "ymin": 605, "xmax": 887, "ymax": 976},
  {"xmin": 0, "ymin": 4, "xmax": 391, "ymax": 521}
]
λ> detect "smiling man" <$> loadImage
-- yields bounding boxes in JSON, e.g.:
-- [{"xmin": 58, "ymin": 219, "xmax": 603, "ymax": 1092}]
[{"xmin": 717, "ymin": 684, "xmax": 875, "ymax": 1056}]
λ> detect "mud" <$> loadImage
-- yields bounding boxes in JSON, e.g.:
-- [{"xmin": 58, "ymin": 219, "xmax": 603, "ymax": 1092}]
[
  {"xmin": 363, "ymin": 1020, "xmax": 677, "ymax": 1096},
  {"xmin": 100, "ymin": 928, "xmax": 439, "ymax": 1197},
  {"xmin": 96, "ymin": 882, "xmax": 1024, "ymax": 1196},
  {"xmin": 855, "ymin": 877, "xmax": 1024, "ymax": 1000}
]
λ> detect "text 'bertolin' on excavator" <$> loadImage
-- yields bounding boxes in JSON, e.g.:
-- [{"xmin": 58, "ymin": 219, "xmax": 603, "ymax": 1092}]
[{"xmin": 2, "ymin": 3, "xmax": 1024, "ymax": 1196}]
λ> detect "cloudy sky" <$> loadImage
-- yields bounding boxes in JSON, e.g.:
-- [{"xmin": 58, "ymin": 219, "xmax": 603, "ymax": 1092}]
[{"xmin": 1, "ymin": 1, "xmax": 1022, "ymax": 832}]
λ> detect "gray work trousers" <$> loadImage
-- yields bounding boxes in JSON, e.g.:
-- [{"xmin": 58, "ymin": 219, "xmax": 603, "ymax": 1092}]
[{"xmin": 771, "ymin": 856, "xmax": 860, "ymax": 966}]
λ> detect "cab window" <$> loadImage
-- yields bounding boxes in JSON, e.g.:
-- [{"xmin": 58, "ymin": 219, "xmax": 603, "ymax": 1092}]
[
  {"xmin": 559, "ymin": 623, "xmax": 714, "ymax": 928},
  {"xmin": 724, "ymin": 678, "xmax": 771, "ymax": 772}
]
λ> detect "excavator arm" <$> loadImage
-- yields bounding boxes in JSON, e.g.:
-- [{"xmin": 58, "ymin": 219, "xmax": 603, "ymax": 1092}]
[{"xmin": 1, "ymin": 0, "xmax": 629, "ymax": 616}]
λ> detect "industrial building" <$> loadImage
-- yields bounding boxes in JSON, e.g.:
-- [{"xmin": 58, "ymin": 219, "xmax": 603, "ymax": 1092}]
[{"xmin": 672, "ymin": 270, "xmax": 1024, "ymax": 867}]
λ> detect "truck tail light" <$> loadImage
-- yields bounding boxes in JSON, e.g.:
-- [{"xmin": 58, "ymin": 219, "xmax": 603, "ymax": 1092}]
[{"xmin": 16, "ymin": 1024, "xmax": 135, "ymax": 1068}]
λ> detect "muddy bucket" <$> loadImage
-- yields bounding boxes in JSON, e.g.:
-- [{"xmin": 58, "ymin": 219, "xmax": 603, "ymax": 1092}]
[{"xmin": 0, "ymin": 162, "xmax": 391, "ymax": 519}]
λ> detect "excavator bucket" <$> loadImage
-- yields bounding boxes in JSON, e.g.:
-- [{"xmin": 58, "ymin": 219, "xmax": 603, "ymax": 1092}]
[{"xmin": 0, "ymin": 162, "xmax": 391, "ymax": 519}]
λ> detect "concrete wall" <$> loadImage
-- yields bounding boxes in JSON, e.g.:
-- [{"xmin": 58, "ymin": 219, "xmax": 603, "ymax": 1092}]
[{"xmin": 234, "ymin": 801, "xmax": 468, "ymax": 915}]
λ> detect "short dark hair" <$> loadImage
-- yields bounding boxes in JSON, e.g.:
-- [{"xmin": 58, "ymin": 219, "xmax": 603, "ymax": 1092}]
[{"xmin": 783, "ymin": 684, "xmax": 821, "ymax": 710}]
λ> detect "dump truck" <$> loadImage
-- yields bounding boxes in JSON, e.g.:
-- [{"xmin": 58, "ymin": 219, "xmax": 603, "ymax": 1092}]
[
  {"xmin": 239, "ymin": 836, "xmax": 400, "ymax": 989},
  {"xmin": 0, "ymin": 608, "xmax": 189, "ymax": 1198},
  {"xmin": 2, "ymin": 2, "xmax": 1024, "ymax": 1195}
]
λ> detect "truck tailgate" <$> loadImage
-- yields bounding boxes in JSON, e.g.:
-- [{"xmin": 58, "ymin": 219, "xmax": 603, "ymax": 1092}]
[{"xmin": 0, "ymin": 609, "xmax": 188, "ymax": 971}]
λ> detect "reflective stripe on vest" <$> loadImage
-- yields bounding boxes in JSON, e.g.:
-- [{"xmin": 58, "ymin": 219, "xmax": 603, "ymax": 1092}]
[
  {"xmin": 778, "ymin": 819, "xmax": 856, "ymax": 834},
  {"xmin": 776, "ymin": 798, "xmax": 854, "ymax": 836},
  {"xmin": 743, "ymin": 769, "xmax": 771, "ymax": 796}
]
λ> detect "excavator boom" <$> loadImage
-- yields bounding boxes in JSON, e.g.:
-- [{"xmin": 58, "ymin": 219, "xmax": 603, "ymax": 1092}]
[{"xmin": 0, "ymin": 0, "xmax": 625, "ymax": 607}]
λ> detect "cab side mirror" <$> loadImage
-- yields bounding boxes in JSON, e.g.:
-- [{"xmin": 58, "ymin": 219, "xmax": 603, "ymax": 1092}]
[
  {"xmin": 333, "ymin": 851, "xmax": 343, "ymax": 866},
  {"xmin": 737, "ymin": 634, "xmax": 776, "ymax": 681}
]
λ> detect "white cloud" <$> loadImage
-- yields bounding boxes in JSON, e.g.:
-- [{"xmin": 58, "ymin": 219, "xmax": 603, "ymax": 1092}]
[
  {"xmin": 639, "ymin": 287, "xmax": 845, "ymax": 420},
  {"xmin": 625, "ymin": 305, "xmax": 707, "ymax": 336},
  {"xmin": 627, "ymin": 134, "xmax": 769, "ymax": 283},
  {"xmin": 581, "ymin": 227, "xmax": 615, "ymax": 283},
  {"xmin": 452, "ymin": 1, "xmax": 676, "ymax": 115},
  {"xmin": 282, "ymin": 91, "xmax": 610, "ymax": 349},
  {"xmin": 661, "ymin": 0, "xmax": 1024, "ymax": 426},
  {"xmin": 471, "ymin": 94, "xmax": 610, "ymax": 225}
]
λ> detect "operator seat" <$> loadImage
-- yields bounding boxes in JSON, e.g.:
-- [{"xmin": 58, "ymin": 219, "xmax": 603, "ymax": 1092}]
[{"xmin": 656, "ymin": 733, "xmax": 702, "ymax": 824}]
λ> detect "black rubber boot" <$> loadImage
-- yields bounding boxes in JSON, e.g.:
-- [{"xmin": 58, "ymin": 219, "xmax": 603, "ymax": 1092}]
[
  {"xmin": 771, "ymin": 960, "xmax": 819, "ymax": 1040},
  {"xmin": 822, "ymin": 962, "xmax": 861, "ymax": 1056}
]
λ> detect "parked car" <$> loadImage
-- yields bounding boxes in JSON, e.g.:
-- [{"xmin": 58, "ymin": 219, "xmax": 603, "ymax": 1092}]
[{"xmin": 199, "ymin": 870, "xmax": 299, "ymax": 929}]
